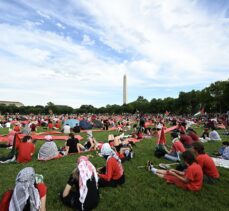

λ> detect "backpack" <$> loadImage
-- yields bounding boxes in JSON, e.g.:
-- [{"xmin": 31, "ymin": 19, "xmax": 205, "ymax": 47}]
[{"xmin": 154, "ymin": 144, "xmax": 167, "ymax": 158}]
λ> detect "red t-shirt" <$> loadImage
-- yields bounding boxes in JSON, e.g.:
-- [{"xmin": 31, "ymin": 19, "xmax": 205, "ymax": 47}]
[
  {"xmin": 172, "ymin": 141, "xmax": 185, "ymax": 153},
  {"xmin": 36, "ymin": 183, "xmax": 47, "ymax": 198},
  {"xmin": 13, "ymin": 125, "xmax": 20, "ymax": 132},
  {"xmin": 196, "ymin": 154, "xmax": 219, "ymax": 179},
  {"xmin": 185, "ymin": 162, "xmax": 203, "ymax": 191},
  {"xmin": 180, "ymin": 134, "xmax": 193, "ymax": 146},
  {"xmin": 99, "ymin": 157, "xmax": 123, "ymax": 181},
  {"xmin": 17, "ymin": 142, "xmax": 35, "ymax": 163},
  {"xmin": 48, "ymin": 123, "xmax": 53, "ymax": 129},
  {"xmin": 55, "ymin": 123, "xmax": 61, "ymax": 129},
  {"xmin": 188, "ymin": 131, "xmax": 199, "ymax": 142}
]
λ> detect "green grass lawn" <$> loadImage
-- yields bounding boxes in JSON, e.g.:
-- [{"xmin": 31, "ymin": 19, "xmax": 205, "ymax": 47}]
[{"xmin": 0, "ymin": 127, "xmax": 229, "ymax": 211}]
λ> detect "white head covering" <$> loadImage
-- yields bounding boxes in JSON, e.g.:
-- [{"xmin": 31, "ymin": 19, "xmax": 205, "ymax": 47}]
[
  {"xmin": 44, "ymin": 135, "xmax": 52, "ymax": 141},
  {"xmin": 9, "ymin": 167, "xmax": 41, "ymax": 211},
  {"xmin": 100, "ymin": 143, "xmax": 121, "ymax": 163},
  {"xmin": 77, "ymin": 156, "xmax": 98, "ymax": 209}
]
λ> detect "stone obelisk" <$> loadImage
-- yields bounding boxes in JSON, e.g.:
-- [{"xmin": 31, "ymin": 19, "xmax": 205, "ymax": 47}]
[{"xmin": 123, "ymin": 74, "xmax": 127, "ymax": 104}]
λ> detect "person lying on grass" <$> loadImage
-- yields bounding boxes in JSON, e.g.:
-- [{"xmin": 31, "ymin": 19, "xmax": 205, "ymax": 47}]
[
  {"xmin": 38, "ymin": 135, "xmax": 63, "ymax": 160},
  {"xmin": 84, "ymin": 131, "xmax": 98, "ymax": 151},
  {"xmin": 192, "ymin": 142, "xmax": 219, "ymax": 184},
  {"xmin": 97, "ymin": 143, "xmax": 125, "ymax": 187},
  {"xmin": 147, "ymin": 150, "xmax": 203, "ymax": 191},
  {"xmin": 16, "ymin": 135, "xmax": 35, "ymax": 163},
  {"xmin": 60, "ymin": 156, "xmax": 99, "ymax": 211},
  {"xmin": 64, "ymin": 133, "xmax": 85, "ymax": 155},
  {"xmin": 6, "ymin": 167, "xmax": 47, "ymax": 211},
  {"xmin": 113, "ymin": 135, "xmax": 134, "ymax": 161}
]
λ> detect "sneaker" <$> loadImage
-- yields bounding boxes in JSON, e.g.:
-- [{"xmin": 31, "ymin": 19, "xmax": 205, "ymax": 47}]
[{"xmin": 147, "ymin": 160, "xmax": 153, "ymax": 171}]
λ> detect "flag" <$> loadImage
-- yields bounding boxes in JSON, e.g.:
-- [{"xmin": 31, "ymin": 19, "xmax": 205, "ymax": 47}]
[
  {"xmin": 157, "ymin": 127, "xmax": 166, "ymax": 145},
  {"xmin": 194, "ymin": 107, "xmax": 204, "ymax": 116}
]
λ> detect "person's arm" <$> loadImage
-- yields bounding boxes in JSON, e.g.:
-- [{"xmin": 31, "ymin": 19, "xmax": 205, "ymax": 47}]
[
  {"xmin": 62, "ymin": 184, "xmax": 72, "ymax": 198},
  {"xmin": 169, "ymin": 170, "xmax": 188, "ymax": 183},
  {"xmin": 65, "ymin": 146, "xmax": 70, "ymax": 155},
  {"xmin": 30, "ymin": 144, "xmax": 35, "ymax": 156},
  {"xmin": 88, "ymin": 138, "xmax": 95, "ymax": 151},
  {"xmin": 169, "ymin": 169, "xmax": 185, "ymax": 176},
  {"xmin": 99, "ymin": 159, "xmax": 113, "ymax": 181},
  {"xmin": 40, "ymin": 195, "xmax": 46, "ymax": 211}
]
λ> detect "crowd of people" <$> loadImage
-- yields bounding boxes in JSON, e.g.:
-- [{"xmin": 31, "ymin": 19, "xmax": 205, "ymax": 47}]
[{"xmin": 0, "ymin": 112, "xmax": 228, "ymax": 210}]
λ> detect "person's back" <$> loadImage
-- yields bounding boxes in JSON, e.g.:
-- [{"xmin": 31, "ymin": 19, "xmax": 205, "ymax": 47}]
[
  {"xmin": 222, "ymin": 146, "xmax": 229, "ymax": 160},
  {"xmin": 17, "ymin": 136, "xmax": 35, "ymax": 163},
  {"xmin": 196, "ymin": 154, "xmax": 219, "ymax": 179},
  {"xmin": 39, "ymin": 141, "xmax": 58, "ymax": 160},
  {"xmin": 63, "ymin": 124, "xmax": 71, "ymax": 134},
  {"xmin": 185, "ymin": 162, "xmax": 203, "ymax": 191},
  {"xmin": 99, "ymin": 157, "xmax": 123, "ymax": 181},
  {"xmin": 66, "ymin": 137, "xmax": 78, "ymax": 153},
  {"xmin": 209, "ymin": 130, "xmax": 221, "ymax": 141},
  {"xmin": 188, "ymin": 131, "xmax": 199, "ymax": 142},
  {"xmin": 71, "ymin": 176, "xmax": 99, "ymax": 211},
  {"xmin": 180, "ymin": 134, "xmax": 194, "ymax": 147},
  {"xmin": 172, "ymin": 141, "xmax": 185, "ymax": 153},
  {"xmin": 73, "ymin": 125, "xmax": 80, "ymax": 133},
  {"xmin": 17, "ymin": 142, "xmax": 35, "ymax": 163}
]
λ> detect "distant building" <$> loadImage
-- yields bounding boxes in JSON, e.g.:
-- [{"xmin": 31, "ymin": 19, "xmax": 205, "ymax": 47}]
[{"xmin": 0, "ymin": 101, "xmax": 24, "ymax": 107}]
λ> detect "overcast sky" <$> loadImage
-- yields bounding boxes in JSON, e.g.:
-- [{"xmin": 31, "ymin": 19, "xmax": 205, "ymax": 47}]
[{"xmin": 0, "ymin": 0, "xmax": 228, "ymax": 108}]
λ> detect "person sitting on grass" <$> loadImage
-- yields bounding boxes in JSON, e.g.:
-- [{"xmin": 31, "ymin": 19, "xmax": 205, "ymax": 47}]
[
  {"xmin": 164, "ymin": 132, "xmax": 185, "ymax": 162},
  {"xmin": 147, "ymin": 150, "xmax": 203, "ymax": 191},
  {"xmin": 9, "ymin": 167, "xmax": 47, "ymax": 211},
  {"xmin": 84, "ymin": 131, "xmax": 98, "ymax": 151},
  {"xmin": 192, "ymin": 142, "xmax": 219, "ymax": 184},
  {"xmin": 60, "ymin": 156, "xmax": 99, "ymax": 211},
  {"xmin": 209, "ymin": 128, "xmax": 221, "ymax": 141},
  {"xmin": 97, "ymin": 143, "xmax": 125, "ymax": 187},
  {"xmin": 217, "ymin": 141, "xmax": 229, "ymax": 160},
  {"xmin": 179, "ymin": 131, "xmax": 194, "ymax": 148},
  {"xmin": 201, "ymin": 128, "xmax": 210, "ymax": 141},
  {"xmin": 38, "ymin": 135, "xmax": 63, "ymax": 160},
  {"xmin": 187, "ymin": 128, "xmax": 200, "ymax": 142},
  {"xmin": 65, "ymin": 133, "xmax": 85, "ymax": 154},
  {"xmin": 16, "ymin": 135, "xmax": 35, "ymax": 163}
]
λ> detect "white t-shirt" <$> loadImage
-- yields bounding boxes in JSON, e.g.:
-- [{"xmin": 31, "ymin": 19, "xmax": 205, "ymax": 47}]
[{"xmin": 63, "ymin": 125, "xmax": 71, "ymax": 134}]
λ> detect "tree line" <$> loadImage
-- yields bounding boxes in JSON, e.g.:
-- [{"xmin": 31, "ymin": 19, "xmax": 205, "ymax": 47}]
[{"xmin": 0, "ymin": 80, "xmax": 228, "ymax": 115}]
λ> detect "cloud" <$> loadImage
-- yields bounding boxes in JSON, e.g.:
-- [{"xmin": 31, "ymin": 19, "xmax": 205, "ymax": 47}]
[
  {"xmin": 56, "ymin": 22, "xmax": 65, "ymax": 29},
  {"xmin": 0, "ymin": 0, "xmax": 228, "ymax": 107},
  {"xmin": 82, "ymin": 34, "xmax": 95, "ymax": 46}
]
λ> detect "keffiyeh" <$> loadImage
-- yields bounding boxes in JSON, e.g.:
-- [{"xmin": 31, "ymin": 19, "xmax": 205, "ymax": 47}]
[
  {"xmin": 9, "ymin": 167, "xmax": 41, "ymax": 211},
  {"xmin": 77, "ymin": 156, "xmax": 98, "ymax": 207}
]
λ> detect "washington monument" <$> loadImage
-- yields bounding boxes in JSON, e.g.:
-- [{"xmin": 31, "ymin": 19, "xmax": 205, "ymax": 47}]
[{"xmin": 123, "ymin": 74, "xmax": 127, "ymax": 104}]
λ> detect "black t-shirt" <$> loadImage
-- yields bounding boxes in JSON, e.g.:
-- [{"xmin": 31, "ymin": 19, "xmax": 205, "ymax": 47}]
[
  {"xmin": 67, "ymin": 175, "xmax": 99, "ymax": 211},
  {"xmin": 66, "ymin": 138, "xmax": 79, "ymax": 153},
  {"xmin": 73, "ymin": 125, "xmax": 81, "ymax": 133}
]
